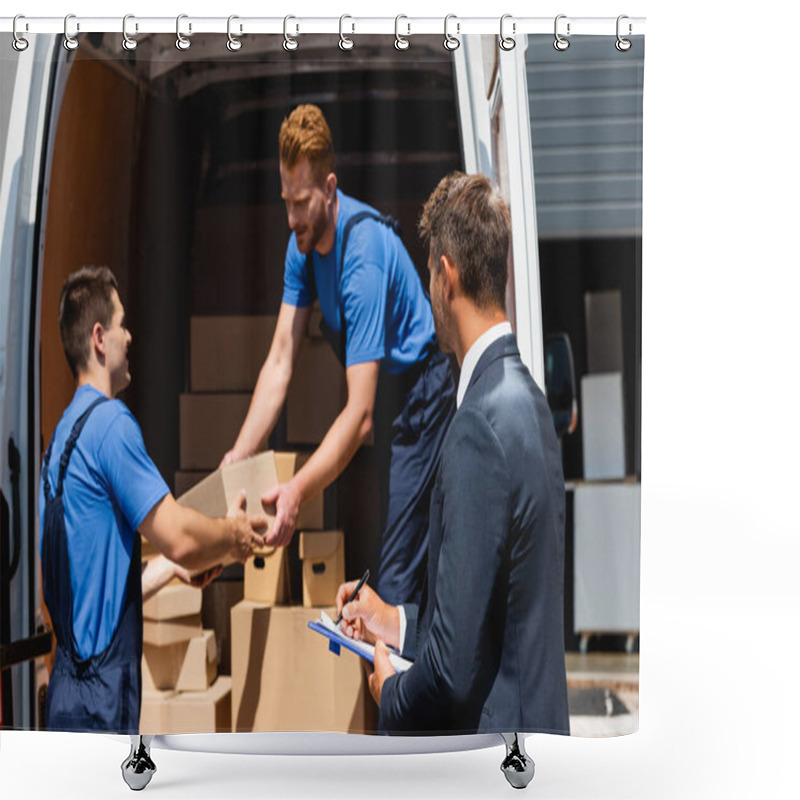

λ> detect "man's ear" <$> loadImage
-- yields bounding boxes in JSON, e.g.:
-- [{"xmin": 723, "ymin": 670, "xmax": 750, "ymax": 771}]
[
  {"xmin": 91, "ymin": 321, "xmax": 106, "ymax": 360},
  {"xmin": 441, "ymin": 254, "xmax": 458, "ymax": 301},
  {"xmin": 325, "ymin": 172, "xmax": 338, "ymax": 201}
]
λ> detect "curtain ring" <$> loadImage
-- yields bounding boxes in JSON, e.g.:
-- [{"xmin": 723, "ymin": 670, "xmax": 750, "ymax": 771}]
[
  {"xmin": 554, "ymin": 14, "xmax": 570, "ymax": 51},
  {"xmin": 176, "ymin": 14, "xmax": 191, "ymax": 50},
  {"xmin": 283, "ymin": 15, "xmax": 298, "ymax": 51},
  {"xmin": 443, "ymin": 14, "xmax": 460, "ymax": 51},
  {"xmin": 394, "ymin": 15, "xmax": 410, "ymax": 51},
  {"xmin": 499, "ymin": 14, "xmax": 515, "ymax": 51},
  {"xmin": 615, "ymin": 14, "xmax": 632, "ymax": 51},
  {"xmin": 339, "ymin": 15, "xmax": 354, "ymax": 51},
  {"xmin": 63, "ymin": 14, "xmax": 79, "ymax": 51},
  {"xmin": 122, "ymin": 15, "xmax": 138, "ymax": 51},
  {"xmin": 227, "ymin": 15, "xmax": 242, "ymax": 51},
  {"xmin": 12, "ymin": 15, "xmax": 29, "ymax": 52}
]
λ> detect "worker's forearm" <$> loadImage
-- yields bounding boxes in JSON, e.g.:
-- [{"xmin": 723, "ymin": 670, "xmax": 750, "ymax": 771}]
[
  {"xmin": 165, "ymin": 507, "xmax": 236, "ymax": 572},
  {"xmin": 290, "ymin": 403, "xmax": 372, "ymax": 505},
  {"xmin": 234, "ymin": 358, "xmax": 291, "ymax": 456}
]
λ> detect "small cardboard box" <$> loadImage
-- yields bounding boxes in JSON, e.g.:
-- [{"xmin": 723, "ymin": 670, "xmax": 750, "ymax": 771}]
[
  {"xmin": 142, "ymin": 639, "xmax": 190, "ymax": 691},
  {"xmin": 143, "ymin": 584, "xmax": 203, "ymax": 621},
  {"xmin": 274, "ymin": 452, "xmax": 324, "ymax": 530},
  {"xmin": 139, "ymin": 689, "xmax": 176, "ymax": 734},
  {"xmin": 163, "ymin": 676, "xmax": 232, "ymax": 734},
  {"xmin": 298, "ymin": 531, "xmax": 345, "ymax": 608},
  {"xmin": 190, "ymin": 316, "xmax": 277, "ymax": 392},
  {"xmin": 286, "ymin": 339, "xmax": 346, "ymax": 444},
  {"xmin": 230, "ymin": 602, "xmax": 372, "ymax": 733},
  {"xmin": 143, "ymin": 614, "xmax": 203, "ymax": 647},
  {"xmin": 177, "ymin": 450, "xmax": 278, "ymax": 529},
  {"xmin": 175, "ymin": 629, "xmax": 218, "ymax": 692},
  {"xmin": 179, "ymin": 393, "xmax": 252, "ymax": 470},
  {"xmin": 244, "ymin": 547, "xmax": 290, "ymax": 605}
]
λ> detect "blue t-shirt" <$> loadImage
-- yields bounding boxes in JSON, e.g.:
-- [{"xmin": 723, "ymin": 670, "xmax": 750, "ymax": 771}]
[
  {"xmin": 38, "ymin": 384, "xmax": 169, "ymax": 660},
  {"xmin": 282, "ymin": 190, "xmax": 436, "ymax": 375}
]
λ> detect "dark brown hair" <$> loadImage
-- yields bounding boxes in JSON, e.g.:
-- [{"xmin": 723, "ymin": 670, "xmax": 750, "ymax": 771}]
[
  {"xmin": 58, "ymin": 266, "xmax": 119, "ymax": 377},
  {"xmin": 278, "ymin": 104, "xmax": 335, "ymax": 184},
  {"xmin": 418, "ymin": 172, "xmax": 510, "ymax": 311}
]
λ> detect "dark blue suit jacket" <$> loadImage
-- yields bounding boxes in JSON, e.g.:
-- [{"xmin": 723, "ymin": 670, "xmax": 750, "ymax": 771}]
[{"xmin": 379, "ymin": 334, "xmax": 570, "ymax": 735}]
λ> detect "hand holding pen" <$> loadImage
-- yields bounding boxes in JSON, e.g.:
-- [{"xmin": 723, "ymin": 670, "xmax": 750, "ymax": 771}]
[{"xmin": 334, "ymin": 570, "xmax": 402, "ymax": 650}]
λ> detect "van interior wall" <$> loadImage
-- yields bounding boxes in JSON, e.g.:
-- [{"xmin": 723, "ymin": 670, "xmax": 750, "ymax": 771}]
[{"xmin": 41, "ymin": 51, "xmax": 142, "ymax": 448}]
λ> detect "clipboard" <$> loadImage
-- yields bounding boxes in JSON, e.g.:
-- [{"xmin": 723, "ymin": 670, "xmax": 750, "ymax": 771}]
[{"xmin": 308, "ymin": 612, "xmax": 413, "ymax": 673}]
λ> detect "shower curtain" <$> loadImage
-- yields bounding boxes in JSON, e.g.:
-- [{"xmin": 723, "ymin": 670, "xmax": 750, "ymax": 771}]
[{"xmin": 0, "ymin": 20, "xmax": 643, "ymax": 739}]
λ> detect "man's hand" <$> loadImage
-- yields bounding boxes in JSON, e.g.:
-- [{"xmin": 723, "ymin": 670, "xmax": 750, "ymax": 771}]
[
  {"xmin": 227, "ymin": 489, "xmax": 270, "ymax": 562},
  {"xmin": 261, "ymin": 481, "xmax": 301, "ymax": 548},
  {"xmin": 368, "ymin": 641, "xmax": 394, "ymax": 708},
  {"xmin": 220, "ymin": 447, "xmax": 248, "ymax": 469},
  {"xmin": 335, "ymin": 580, "xmax": 400, "ymax": 649}
]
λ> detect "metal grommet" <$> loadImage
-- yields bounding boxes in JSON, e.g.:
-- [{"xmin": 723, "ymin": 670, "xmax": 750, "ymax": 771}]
[
  {"xmin": 554, "ymin": 14, "xmax": 570, "ymax": 51},
  {"xmin": 499, "ymin": 14, "xmax": 515, "ymax": 51},
  {"xmin": 63, "ymin": 13, "xmax": 79, "ymax": 51},
  {"xmin": 615, "ymin": 14, "xmax": 632, "ymax": 51},
  {"xmin": 176, "ymin": 14, "xmax": 191, "ymax": 51},
  {"xmin": 339, "ymin": 15, "xmax": 354, "ymax": 51},
  {"xmin": 122, "ymin": 14, "xmax": 138, "ymax": 51},
  {"xmin": 283, "ymin": 15, "xmax": 298, "ymax": 51},
  {"xmin": 443, "ymin": 14, "xmax": 460, "ymax": 51},
  {"xmin": 394, "ymin": 15, "xmax": 410, "ymax": 51},
  {"xmin": 12, "ymin": 14, "xmax": 29, "ymax": 52},
  {"xmin": 227, "ymin": 15, "xmax": 242, "ymax": 52}
]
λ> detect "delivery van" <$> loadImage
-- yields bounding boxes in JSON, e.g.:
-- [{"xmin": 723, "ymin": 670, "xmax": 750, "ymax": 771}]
[{"xmin": 0, "ymin": 24, "xmax": 641, "ymax": 788}]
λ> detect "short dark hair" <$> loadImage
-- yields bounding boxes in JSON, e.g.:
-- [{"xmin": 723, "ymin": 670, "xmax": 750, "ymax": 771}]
[
  {"xmin": 418, "ymin": 172, "xmax": 510, "ymax": 311},
  {"xmin": 58, "ymin": 266, "xmax": 119, "ymax": 377}
]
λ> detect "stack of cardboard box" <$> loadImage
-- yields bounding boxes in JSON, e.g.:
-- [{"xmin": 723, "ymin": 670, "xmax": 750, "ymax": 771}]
[{"xmin": 139, "ymin": 581, "xmax": 232, "ymax": 734}]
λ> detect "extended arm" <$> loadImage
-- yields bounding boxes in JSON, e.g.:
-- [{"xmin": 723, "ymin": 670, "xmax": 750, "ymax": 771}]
[{"xmin": 222, "ymin": 302, "xmax": 310, "ymax": 465}]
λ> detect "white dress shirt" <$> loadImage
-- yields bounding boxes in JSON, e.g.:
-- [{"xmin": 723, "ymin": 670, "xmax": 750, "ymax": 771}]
[{"xmin": 396, "ymin": 321, "xmax": 512, "ymax": 653}]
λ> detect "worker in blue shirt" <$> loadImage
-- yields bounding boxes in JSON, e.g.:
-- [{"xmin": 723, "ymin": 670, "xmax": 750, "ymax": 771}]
[
  {"xmin": 222, "ymin": 104, "xmax": 456, "ymax": 606},
  {"xmin": 40, "ymin": 266, "xmax": 268, "ymax": 733}
]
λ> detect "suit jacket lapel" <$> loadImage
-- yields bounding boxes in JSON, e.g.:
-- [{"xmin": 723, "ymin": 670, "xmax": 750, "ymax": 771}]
[{"xmin": 463, "ymin": 333, "xmax": 519, "ymax": 402}]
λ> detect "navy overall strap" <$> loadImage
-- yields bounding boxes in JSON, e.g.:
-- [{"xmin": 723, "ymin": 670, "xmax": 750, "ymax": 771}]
[
  {"xmin": 41, "ymin": 395, "xmax": 108, "ymax": 659},
  {"xmin": 305, "ymin": 211, "xmax": 403, "ymax": 366}
]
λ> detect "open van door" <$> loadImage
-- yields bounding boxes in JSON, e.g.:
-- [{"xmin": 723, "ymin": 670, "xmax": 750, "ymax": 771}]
[
  {"xmin": 453, "ymin": 34, "xmax": 544, "ymax": 389},
  {"xmin": 0, "ymin": 35, "xmax": 69, "ymax": 730}
]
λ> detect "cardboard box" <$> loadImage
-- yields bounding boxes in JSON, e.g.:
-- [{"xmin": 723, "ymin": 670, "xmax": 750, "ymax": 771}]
[
  {"xmin": 202, "ymin": 576, "xmax": 243, "ymax": 675},
  {"xmin": 174, "ymin": 470, "xmax": 209, "ymax": 496},
  {"xmin": 244, "ymin": 547, "xmax": 290, "ymax": 605},
  {"xmin": 286, "ymin": 339, "xmax": 346, "ymax": 444},
  {"xmin": 230, "ymin": 602, "xmax": 372, "ymax": 733},
  {"xmin": 175, "ymin": 629, "xmax": 218, "ymax": 692},
  {"xmin": 142, "ymin": 640, "xmax": 190, "ymax": 691},
  {"xmin": 143, "ymin": 614, "xmax": 203, "ymax": 647},
  {"xmin": 179, "ymin": 393, "xmax": 252, "ymax": 470},
  {"xmin": 163, "ymin": 676, "xmax": 232, "ymax": 734},
  {"xmin": 299, "ymin": 531, "xmax": 345, "ymax": 607},
  {"xmin": 177, "ymin": 450, "xmax": 278, "ymax": 525},
  {"xmin": 190, "ymin": 316, "xmax": 278, "ymax": 392},
  {"xmin": 143, "ymin": 584, "xmax": 203, "ymax": 621},
  {"xmin": 140, "ymin": 689, "xmax": 176, "ymax": 734},
  {"xmin": 274, "ymin": 452, "xmax": 324, "ymax": 530}
]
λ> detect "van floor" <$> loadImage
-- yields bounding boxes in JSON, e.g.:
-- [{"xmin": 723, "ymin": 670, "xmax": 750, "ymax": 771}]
[{"xmin": 566, "ymin": 653, "xmax": 639, "ymax": 737}]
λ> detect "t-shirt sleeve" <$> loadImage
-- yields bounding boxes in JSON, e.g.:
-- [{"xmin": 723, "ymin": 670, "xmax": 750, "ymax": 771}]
[
  {"xmin": 341, "ymin": 250, "xmax": 388, "ymax": 368},
  {"xmin": 98, "ymin": 410, "xmax": 170, "ymax": 532},
  {"xmin": 282, "ymin": 236, "xmax": 314, "ymax": 308}
]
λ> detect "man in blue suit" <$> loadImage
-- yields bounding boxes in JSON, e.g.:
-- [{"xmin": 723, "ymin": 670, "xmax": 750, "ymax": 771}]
[{"xmin": 336, "ymin": 172, "xmax": 570, "ymax": 735}]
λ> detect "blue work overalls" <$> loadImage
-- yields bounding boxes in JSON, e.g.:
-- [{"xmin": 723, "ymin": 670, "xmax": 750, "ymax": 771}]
[
  {"xmin": 41, "ymin": 396, "xmax": 143, "ymax": 733},
  {"xmin": 307, "ymin": 212, "xmax": 456, "ymax": 606}
]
